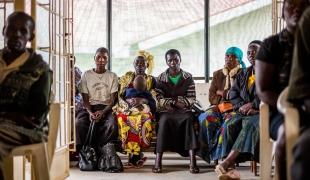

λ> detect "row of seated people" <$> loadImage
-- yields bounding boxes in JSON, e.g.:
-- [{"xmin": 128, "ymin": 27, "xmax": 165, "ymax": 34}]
[
  {"xmin": 198, "ymin": 42, "xmax": 261, "ymax": 179},
  {"xmin": 0, "ymin": 9, "xmax": 254, "ymax": 179},
  {"xmin": 73, "ymin": 1, "xmax": 310, "ymax": 179},
  {"xmin": 197, "ymin": 2, "xmax": 310, "ymax": 177},
  {"xmin": 1, "ymin": 1, "xmax": 310, "ymax": 179},
  {"xmin": 0, "ymin": 10, "xmax": 266, "ymax": 179},
  {"xmin": 73, "ymin": 42, "xmax": 261, "ymax": 178},
  {"xmin": 74, "ymin": 48, "xmax": 199, "ymax": 173}
]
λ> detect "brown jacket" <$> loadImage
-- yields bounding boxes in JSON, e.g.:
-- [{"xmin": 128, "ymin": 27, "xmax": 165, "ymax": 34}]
[{"xmin": 209, "ymin": 68, "xmax": 240, "ymax": 105}]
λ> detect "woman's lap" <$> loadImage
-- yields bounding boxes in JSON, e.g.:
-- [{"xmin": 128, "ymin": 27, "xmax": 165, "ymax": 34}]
[
  {"xmin": 222, "ymin": 114, "xmax": 260, "ymax": 159},
  {"xmin": 156, "ymin": 112, "xmax": 197, "ymax": 156},
  {"xmin": 198, "ymin": 109, "xmax": 237, "ymax": 161},
  {"xmin": 117, "ymin": 112, "xmax": 153, "ymax": 155}
]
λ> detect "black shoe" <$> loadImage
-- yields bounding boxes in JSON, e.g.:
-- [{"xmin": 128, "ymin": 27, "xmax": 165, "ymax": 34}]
[
  {"xmin": 189, "ymin": 165, "xmax": 199, "ymax": 174},
  {"xmin": 152, "ymin": 166, "xmax": 162, "ymax": 173}
]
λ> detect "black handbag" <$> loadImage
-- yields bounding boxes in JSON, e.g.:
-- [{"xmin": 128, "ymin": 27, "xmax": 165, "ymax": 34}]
[
  {"xmin": 79, "ymin": 120, "xmax": 98, "ymax": 171},
  {"xmin": 98, "ymin": 143, "xmax": 123, "ymax": 173}
]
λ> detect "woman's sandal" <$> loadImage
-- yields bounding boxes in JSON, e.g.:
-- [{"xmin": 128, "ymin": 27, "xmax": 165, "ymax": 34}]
[
  {"xmin": 215, "ymin": 164, "xmax": 240, "ymax": 180},
  {"xmin": 189, "ymin": 166, "xmax": 200, "ymax": 174},
  {"xmin": 152, "ymin": 166, "xmax": 162, "ymax": 173},
  {"xmin": 220, "ymin": 170, "xmax": 241, "ymax": 180},
  {"xmin": 215, "ymin": 164, "xmax": 227, "ymax": 176}
]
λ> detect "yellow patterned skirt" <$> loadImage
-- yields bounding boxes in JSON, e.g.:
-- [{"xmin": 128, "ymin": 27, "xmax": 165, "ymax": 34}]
[{"xmin": 117, "ymin": 112, "xmax": 154, "ymax": 155}]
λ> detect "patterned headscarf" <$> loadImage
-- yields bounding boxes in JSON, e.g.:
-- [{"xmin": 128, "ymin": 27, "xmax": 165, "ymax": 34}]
[
  {"xmin": 225, "ymin": 47, "xmax": 246, "ymax": 68},
  {"xmin": 136, "ymin": 50, "xmax": 154, "ymax": 75}
]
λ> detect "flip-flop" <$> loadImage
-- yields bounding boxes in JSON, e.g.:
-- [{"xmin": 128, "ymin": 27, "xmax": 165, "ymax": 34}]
[
  {"xmin": 215, "ymin": 164, "xmax": 227, "ymax": 176},
  {"xmin": 228, "ymin": 163, "xmax": 236, "ymax": 170},
  {"xmin": 215, "ymin": 164, "xmax": 240, "ymax": 180},
  {"xmin": 218, "ymin": 169, "xmax": 241, "ymax": 180}
]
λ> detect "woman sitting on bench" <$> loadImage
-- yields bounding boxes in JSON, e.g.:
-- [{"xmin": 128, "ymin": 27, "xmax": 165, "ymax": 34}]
[
  {"xmin": 215, "ymin": 40, "xmax": 262, "ymax": 179},
  {"xmin": 198, "ymin": 47, "xmax": 245, "ymax": 164},
  {"xmin": 113, "ymin": 50, "xmax": 157, "ymax": 168},
  {"xmin": 153, "ymin": 49, "xmax": 199, "ymax": 174}
]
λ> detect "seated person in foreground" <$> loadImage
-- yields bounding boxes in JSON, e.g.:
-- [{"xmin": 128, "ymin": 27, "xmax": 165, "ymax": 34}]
[
  {"xmin": 0, "ymin": 12, "xmax": 52, "ymax": 179},
  {"xmin": 255, "ymin": 1, "xmax": 310, "ymax": 178},
  {"xmin": 287, "ymin": 6, "xmax": 310, "ymax": 180}
]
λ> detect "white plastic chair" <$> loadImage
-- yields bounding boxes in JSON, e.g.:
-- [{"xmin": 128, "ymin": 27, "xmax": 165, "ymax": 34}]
[
  {"xmin": 277, "ymin": 87, "xmax": 299, "ymax": 180},
  {"xmin": 3, "ymin": 103, "xmax": 61, "ymax": 180},
  {"xmin": 259, "ymin": 87, "xmax": 300, "ymax": 180},
  {"xmin": 259, "ymin": 101, "xmax": 278, "ymax": 180}
]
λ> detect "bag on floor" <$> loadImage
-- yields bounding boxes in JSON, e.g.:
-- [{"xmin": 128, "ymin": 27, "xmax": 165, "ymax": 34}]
[
  {"xmin": 79, "ymin": 121, "xmax": 97, "ymax": 171},
  {"xmin": 98, "ymin": 142, "xmax": 123, "ymax": 173}
]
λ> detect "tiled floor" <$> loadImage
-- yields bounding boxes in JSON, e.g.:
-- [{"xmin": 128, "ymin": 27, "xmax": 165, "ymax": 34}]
[{"xmin": 68, "ymin": 152, "xmax": 260, "ymax": 180}]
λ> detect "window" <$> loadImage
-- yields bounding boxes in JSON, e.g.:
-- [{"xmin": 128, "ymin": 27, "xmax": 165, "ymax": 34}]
[
  {"xmin": 111, "ymin": 0, "xmax": 205, "ymax": 77},
  {"xmin": 209, "ymin": 0, "xmax": 272, "ymax": 73},
  {"xmin": 73, "ymin": 0, "xmax": 107, "ymax": 72},
  {"xmin": 73, "ymin": 0, "xmax": 275, "ymax": 79},
  {"xmin": 0, "ymin": 1, "xmax": 13, "ymax": 48}
]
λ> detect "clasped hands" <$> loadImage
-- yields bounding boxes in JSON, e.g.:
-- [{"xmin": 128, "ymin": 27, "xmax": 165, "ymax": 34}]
[
  {"xmin": 239, "ymin": 103, "xmax": 258, "ymax": 115},
  {"xmin": 89, "ymin": 110, "xmax": 106, "ymax": 122},
  {"xmin": 127, "ymin": 98, "xmax": 148, "ymax": 111},
  {"xmin": 165, "ymin": 100, "xmax": 187, "ymax": 112}
]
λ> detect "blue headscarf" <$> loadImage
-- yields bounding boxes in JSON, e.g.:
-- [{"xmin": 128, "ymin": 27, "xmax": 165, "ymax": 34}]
[{"xmin": 225, "ymin": 47, "xmax": 246, "ymax": 68}]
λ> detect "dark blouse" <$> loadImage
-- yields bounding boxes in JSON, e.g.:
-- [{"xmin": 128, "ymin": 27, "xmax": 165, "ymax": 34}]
[
  {"xmin": 155, "ymin": 69, "xmax": 196, "ymax": 113},
  {"xmin": 229, "ymin": 66, "xmax": 260, "ymax": 111},
  {"xmin": 256, "ymin": 29, "xmax": 295, "ymax": 94},
  {"xmin": 288, "ymin": 7, "xmax": 310, "ymax": 104}
]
